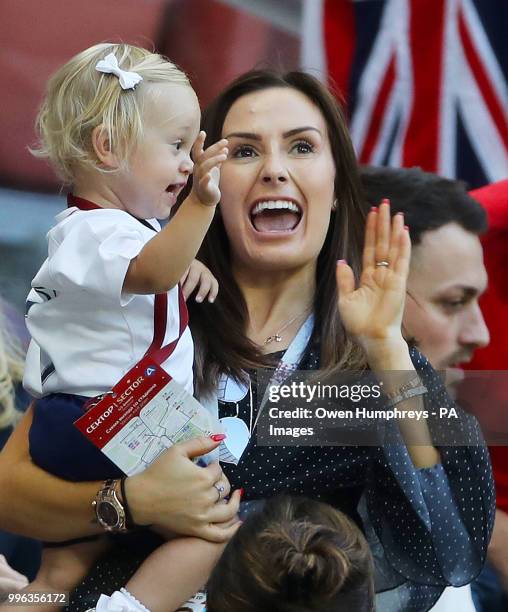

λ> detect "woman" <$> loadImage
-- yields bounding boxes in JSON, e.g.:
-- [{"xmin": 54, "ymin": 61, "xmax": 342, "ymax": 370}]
[
  {"xmin": 0, "ymin": 70, "xmax": 494, "ymax": 611},
  {"xmin": 188, "ymin": 69, "xmax": 494, "ymax": 610}
]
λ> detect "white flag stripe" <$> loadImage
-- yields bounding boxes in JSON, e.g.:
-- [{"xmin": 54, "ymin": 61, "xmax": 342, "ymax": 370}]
[
  {"xmin": 390, "ymin": 0, "xmax": 414, "ymax": 167},
  {"xmin": 461, "ymin": 0, "xmax": 508, "ymax": 112},
  {"xmin": 457, "ymin": 50, "xmax": 508, "ymax": 182},
  {"xmin": 350, "ymin": 0, "xmax": 400, "ymax": 156},
  {"xmin": 300, "ymin": 0, "xmax": 327, "ymax": 80},
  {"xmin": 370, "ymin": 87, "xmax": 400, "ymax": 165},
  {"xmin": 439, "ymin": 0, "xmax": 460, "ymax": 178}
]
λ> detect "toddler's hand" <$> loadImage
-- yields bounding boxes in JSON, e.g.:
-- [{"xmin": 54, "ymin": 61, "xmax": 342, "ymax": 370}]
[
  {"xmin": 191, "ymin": 131, "xmax": 228, "ymax": 207},
  {"xmin": 180, "ymin": 259, "xmax": 219, "ymax": 303}
]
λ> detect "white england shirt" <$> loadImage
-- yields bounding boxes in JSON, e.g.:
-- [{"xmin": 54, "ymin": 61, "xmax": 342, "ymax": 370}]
[{"xmin": 24, "ymin": 207, "xmax": 193, "ymax": 398}]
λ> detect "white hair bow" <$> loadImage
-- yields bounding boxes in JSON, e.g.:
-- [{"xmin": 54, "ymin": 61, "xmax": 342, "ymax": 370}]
[{"xmin": 95, "ymin": 53, "xmax": 143, "ymax": 90}]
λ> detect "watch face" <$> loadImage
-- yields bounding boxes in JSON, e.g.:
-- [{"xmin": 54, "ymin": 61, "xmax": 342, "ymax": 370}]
[{"xmin": 98, "ymin": 501, "xmax": 119, "ymax": 527}]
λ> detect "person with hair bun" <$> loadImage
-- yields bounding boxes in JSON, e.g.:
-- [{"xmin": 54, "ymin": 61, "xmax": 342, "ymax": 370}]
[{"xmin": 206, "ymin": 496, "xmax": 374, "ymax": 612}]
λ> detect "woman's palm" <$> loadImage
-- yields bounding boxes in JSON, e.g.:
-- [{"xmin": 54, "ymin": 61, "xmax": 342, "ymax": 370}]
[{"xmin": 336, "ymin": 202, "xmax": 410, "ymax": 343}]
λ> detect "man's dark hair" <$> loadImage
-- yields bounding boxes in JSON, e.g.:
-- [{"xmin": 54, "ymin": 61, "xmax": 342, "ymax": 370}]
[{"xmin": 360, "ymin": 166, "xmax": 487, "ymax": 245}]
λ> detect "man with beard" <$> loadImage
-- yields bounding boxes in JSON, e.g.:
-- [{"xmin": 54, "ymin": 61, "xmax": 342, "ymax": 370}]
[{"xmin": 361, "ymin": 166, "xmax": 491, "ymax": 612}]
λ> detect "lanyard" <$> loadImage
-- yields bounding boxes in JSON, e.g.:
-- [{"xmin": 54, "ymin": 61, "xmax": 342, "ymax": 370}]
[
  {"xmin": 67, "ymin": 193, "xmax": 157, "ymax": 231},
  {"xmin": 67, "ymin": 193, "xmax": 188, "ymax": 366},
  {"xmin": 251, "ymin": 313, "xmax": 314, "ymax": 434},
  {"xmin": 217, "ymin": 313, "xmax": 314, "ymax": 465}
]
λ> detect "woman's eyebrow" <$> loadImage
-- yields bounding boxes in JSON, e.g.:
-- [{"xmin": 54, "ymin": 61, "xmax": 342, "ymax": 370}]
[
  {"xmin": 224, "ymin": 127, "xmax": 322, "ymax": 140},
  {"xmin": 283, "ymin": 126, "xmax": 322, "ymax": 138},
  {"xmin": 224, "ymin": 131, "xmax": 261, "ymax": 140}
]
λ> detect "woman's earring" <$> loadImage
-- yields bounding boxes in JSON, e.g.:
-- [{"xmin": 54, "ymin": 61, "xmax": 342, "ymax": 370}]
[{"xmin": 332, "ymin": 198, "xmax": 338, "ymax": 211}]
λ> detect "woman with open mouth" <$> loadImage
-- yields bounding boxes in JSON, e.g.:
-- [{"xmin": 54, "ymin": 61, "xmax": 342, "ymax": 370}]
[
  {"xmin": 184, "ymin": 69, "xmax": 494, "ymax": 612},
  {"xmin": 0, "ymin": 70, "xmax": 494, "ymax": 612}
]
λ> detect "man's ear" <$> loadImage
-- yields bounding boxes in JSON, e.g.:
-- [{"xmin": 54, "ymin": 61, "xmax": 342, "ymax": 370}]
[{"xmin": 91, "ymin": 125, "xmax": 119, "ymax": 169}]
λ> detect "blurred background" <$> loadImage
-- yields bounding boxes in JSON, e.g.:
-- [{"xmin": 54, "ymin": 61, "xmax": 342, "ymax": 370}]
[{"xmin": 1, "ymin": 0, "xmax": 506, "ymax": 313}]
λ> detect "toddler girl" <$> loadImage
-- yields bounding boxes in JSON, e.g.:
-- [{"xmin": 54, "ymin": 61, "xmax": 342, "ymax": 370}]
[{"xmin": 22, "ymin": 42, "xmax": 239, "ymax": 612}]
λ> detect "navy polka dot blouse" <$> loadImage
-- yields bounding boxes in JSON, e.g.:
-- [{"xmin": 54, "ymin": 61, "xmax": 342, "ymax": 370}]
[{"xmin": 218, "ymin": 345, "xmax": 495, "ymax": 611}]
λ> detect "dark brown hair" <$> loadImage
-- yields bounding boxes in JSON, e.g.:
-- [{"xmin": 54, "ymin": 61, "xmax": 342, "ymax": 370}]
[
  {"xmin": 206, "ymin": 496, "xmax": 375, "ymax": 612},
  {"xmin": 360, "ymin": 165, "xmax": 487, "ymax": 245},
  {"xmin": 185, "ymin": 70, "xmax": 367, "ymax": 395}
]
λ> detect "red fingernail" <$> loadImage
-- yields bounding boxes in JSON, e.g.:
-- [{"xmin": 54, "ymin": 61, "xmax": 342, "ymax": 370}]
[
  {"xmin": 370, "ymin": 206, "xmax": 378, "ymax": 212},
  {"xmin": 404, "ymin": 225, "xmax": 409, "ymax": 230},
  {"xmin": 381, "ymin": 198, "xmax": 390, "ymax": 204},
  {"xmin": 239, "ymin": 488, "xmax": 244, "ymax": 499},
  {"xmin": 210, "ymin": 433, "xmax": 226, "ymax": 442},
  {"xmin": 337, "ymin": 259, "xmax": 347, "ymax": 264}
]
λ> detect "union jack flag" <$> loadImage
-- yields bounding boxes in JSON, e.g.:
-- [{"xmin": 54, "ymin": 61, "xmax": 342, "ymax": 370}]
[{"xmin": 302, "ymin": 0, "xmax": 508, "ymax": 188}]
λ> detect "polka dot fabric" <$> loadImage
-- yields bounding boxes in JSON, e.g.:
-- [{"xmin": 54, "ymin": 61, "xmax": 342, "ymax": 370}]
[
  {"xmin": 67, "ymin": 346, "xmax": 494, "ymax": 612},
  {"xmin": 218, "ymin": 345, "xmax": 495, "ymax": 611}
]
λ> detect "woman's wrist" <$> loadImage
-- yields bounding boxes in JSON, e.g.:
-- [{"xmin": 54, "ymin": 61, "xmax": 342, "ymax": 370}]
[
  {"xmin": 362, "ymin": 335, "xmax": 413, "ymax": 371},
  {"xmin": 122, "ymin": 474, "xmax": 152, "ymax": 527}
]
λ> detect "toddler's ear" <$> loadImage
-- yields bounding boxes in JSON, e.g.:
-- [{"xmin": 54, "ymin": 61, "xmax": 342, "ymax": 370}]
[{"xmin": 91, "ymin": 124, "xmax": 120, "ymax": 169}]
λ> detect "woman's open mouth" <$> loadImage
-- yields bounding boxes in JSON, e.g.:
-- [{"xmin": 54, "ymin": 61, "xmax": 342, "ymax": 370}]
[{"xmin": 249, "ymin": 199, "xmax": 303, "ymax": 233}]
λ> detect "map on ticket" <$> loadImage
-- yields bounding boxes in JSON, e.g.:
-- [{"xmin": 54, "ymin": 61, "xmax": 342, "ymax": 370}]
[{"xmin": 74, "ymin": 356, "xmax": 220, "ymax": 476}]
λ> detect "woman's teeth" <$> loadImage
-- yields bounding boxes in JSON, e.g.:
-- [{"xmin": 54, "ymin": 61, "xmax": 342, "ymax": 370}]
[
  {"xmin": 250, "ymin": 200, "xmax": 302, "ymax": 232},
  {"xmin": 251, "ymin": 200, "xmax": 301, "ymax": 215}
]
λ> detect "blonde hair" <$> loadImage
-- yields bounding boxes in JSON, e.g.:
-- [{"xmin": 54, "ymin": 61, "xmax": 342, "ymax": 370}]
[
  {"xmin": 31, "ymin": 43, "xmax": 191, "ymax": 184},
  {"xmin": 0, "ymin": 307, "xmax": 25, "ymax": 430}
]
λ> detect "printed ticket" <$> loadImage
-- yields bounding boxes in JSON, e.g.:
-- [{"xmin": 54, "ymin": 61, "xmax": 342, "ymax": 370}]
[{"xmin": 74, "ymin": 356, "xmax": 219, "ymax": 475}]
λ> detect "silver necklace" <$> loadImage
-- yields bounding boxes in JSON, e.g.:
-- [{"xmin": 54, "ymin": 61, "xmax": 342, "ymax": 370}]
[{"xmin": 264, "ymin": 307, "xmax": 311, "ymax": 345}]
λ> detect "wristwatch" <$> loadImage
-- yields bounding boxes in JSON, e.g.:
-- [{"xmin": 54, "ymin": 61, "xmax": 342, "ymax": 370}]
[{"xmin": 93, "ymin": 479, "xmax": 128, "ymax": 533}]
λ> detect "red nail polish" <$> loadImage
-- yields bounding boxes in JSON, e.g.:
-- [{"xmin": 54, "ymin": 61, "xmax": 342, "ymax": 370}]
[
  {"xmin": 239, "ymin": 488, "xmax": 245, "ymax": 499},
  {"xmin": 370, "ymin": 206, "xmax": 378, "ymax": 212},
  {"xmin": 404, "ymin": 225, "xmax": 409, "ymax": 230},
  {"xmin": 381, "ymin": 198, "xmax": 390, "ymax": 205},
  {"xmin": 210, "ymin": 433, "xmax": 227, "ymax": 442}
]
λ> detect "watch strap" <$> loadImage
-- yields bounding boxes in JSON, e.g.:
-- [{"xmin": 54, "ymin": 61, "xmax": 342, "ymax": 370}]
[
  {"xmin": 94, "ymin": 478, "xmax": 128, "ymax": 533},
  {"xmin": 120, "ymin": 477, "xmax": 137, "ymax": 531}
]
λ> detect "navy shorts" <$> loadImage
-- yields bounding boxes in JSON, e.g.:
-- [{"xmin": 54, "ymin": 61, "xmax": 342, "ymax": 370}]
[{"xmin": 29, "ymin": 393, "xmax": 123, "ymax": 481}]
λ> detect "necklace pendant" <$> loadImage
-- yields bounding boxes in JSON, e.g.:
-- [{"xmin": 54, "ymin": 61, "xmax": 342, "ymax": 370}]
[{"xmin": 264, "ymin": 333, "xmax": 282, "ymax": 345}]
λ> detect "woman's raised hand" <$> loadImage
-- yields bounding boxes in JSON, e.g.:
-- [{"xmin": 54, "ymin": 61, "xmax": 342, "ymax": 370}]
[
  {"xmin": 191, "ymin": 131, "xmax": 228, "ymax": 207},
  {"xmin": 335, "ymin": 199, "xmax": 410, "ymax": 352}
]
